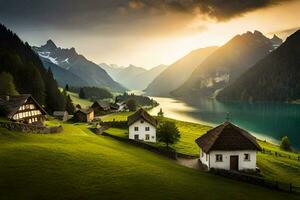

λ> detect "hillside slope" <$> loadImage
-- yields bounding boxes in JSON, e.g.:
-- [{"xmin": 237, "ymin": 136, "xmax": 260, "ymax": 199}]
[
  {"xmin": 173, "ymin": 31, "xmax": 282, "ymax": 98},
  {"xmin": 0, "ymin": 24, "xmax": 65, "ymax": 111},
  {"xmin": 217, "ymin": 29, "xmax": 300, "ymax": 102},
  {"xmin": 0, "ymin": 123, "xmax": 298, "ymax": 200},
  {"xmin": 145, "ymin": 46, "xmax": 218, "ymax": 96},
  {"xmin": 41, "ymin": 58, "xmax": 89, "ymax": 87},
  {"xmin": 33, "ymin": 40, "xmax": 126, "ymax": 92}
]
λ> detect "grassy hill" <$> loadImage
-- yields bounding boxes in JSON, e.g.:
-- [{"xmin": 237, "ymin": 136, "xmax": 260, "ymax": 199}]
[
  {"xmin": 102, "ymin": 112, "xmax": 300, "ymax": 186},
  {"xmin": 0, "ymin": 121, "xmax": 298, "ymax": 199},
  {"xmin": 67, "ymin": 91, "xmax": 93, "ymax": 108}
]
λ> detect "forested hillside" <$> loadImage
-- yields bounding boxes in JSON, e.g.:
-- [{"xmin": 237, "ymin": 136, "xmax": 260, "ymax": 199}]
[
  {"xmin": 217, "ymin": 29, "xmax": 300, "ymax": 102},
  {"xmin": 0, "ymin": 24, "xmax": 65, "ymax": 112},
  {"xmin": 172, "ymin": 31, "xmax": 282, "ymax": 98}
]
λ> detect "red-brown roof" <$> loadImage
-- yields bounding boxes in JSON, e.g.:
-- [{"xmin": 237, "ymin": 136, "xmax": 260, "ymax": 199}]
[
  {"xmin": 127, "ymin": 108, "xmax": 157, "ymax": 127},
  {"xmin": 195, "ymin": 121, "xmax": 261, "ymax": 153}
]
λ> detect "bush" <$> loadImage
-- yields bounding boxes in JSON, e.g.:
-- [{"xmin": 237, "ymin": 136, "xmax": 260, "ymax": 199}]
[
  {"xmin": 280, "ymin": 136, "xmax": 292, "ymax": 151},
  {"xmin": 126, "ymin": 99, "xmax": 137, "ymax": 111}
]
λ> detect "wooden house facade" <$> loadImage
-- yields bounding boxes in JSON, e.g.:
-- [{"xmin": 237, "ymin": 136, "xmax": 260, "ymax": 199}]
[
  {"xmin": 73, "ymin": 108, "xmax": 94, "ymax": 122},
  {"xmin": 0, "ymin": 94, "xmax": 47, "ymax": 125},
  {"xmin": 91, "ymin": 101, "xmax": 110, "ymax": 115}
]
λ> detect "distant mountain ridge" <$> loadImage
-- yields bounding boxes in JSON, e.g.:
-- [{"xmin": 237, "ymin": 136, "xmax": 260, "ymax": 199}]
[
  {"xmin": 217, "ymin": 29, "xmax": 300, "ymax": 102},
  {"xmin": 40, "ymin": 57, "xmax": 89, "ymax": 87},
  {"xmin": 145, "ymin": 46, "xmax": 218, "ymax": 96},
  {"xmin": 101, "ymin": 64, "xmax": 167, "ymax": 90},
  {"xmin": 33, "ymin": 40, "xmax": 126, "ymax": 92},
  {"xmin": 172, "ymin": 31, "xmax": 283, "ymax": 98}
]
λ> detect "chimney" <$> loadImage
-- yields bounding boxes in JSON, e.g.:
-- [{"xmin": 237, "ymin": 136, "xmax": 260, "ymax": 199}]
[{"xmin": 5, "ymin": 96, "xmax": 10, "ymax": 101}]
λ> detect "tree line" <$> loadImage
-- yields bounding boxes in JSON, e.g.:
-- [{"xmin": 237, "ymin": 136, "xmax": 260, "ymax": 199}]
[{"xmin": 0, "ymin": 23, "xmax": 73, "ymax": 114}]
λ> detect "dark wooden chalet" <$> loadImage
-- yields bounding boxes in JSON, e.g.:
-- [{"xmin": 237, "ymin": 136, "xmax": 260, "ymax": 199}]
[
  {"xmin": 0, "ymin": 94, "xmax": 47, "ymax": 125},
  {"xmin": 91, "ymin": 101, "xmax": 110, "ymax": 115},
  {"xmin": 73, "ymin": 108, "xmax": 94, "ymax": 122}
]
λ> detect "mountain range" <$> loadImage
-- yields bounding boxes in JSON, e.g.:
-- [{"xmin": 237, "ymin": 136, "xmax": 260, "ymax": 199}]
[
  {"xmin": 217, "ymin": 29, "xmax": 300, "ymax": 102},
  {"xmin": 100, "ymin": 64, "xmax": 167, "ymax": 90},
  {"xmin": 172, "ymin": 31, "xmax": 283, "ymax": 98},
  {"xmin": 145, "ymin": 46, "xmax": 218, "ymax": 96},
  {"xmin": 32, "ymin": 40, "xmax": 126, "ymax": 92},
  {"xmin": 0, "ymin": 24, "xmax": 65, "ymax": 111}
]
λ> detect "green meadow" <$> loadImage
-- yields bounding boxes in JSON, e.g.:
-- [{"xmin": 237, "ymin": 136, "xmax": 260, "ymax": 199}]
[
  {"xmin": 0, "ymin": 121, "xmax": 299, "ymax": 200},
  {"xmin": 102, "ymin": 112, "xmax": 300, "ymax": 186}
]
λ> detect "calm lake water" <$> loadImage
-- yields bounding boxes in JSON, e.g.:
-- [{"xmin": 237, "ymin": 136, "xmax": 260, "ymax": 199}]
[{"xmin": 149, "ymin": 97, "xmax": 300, "ymax": 149}]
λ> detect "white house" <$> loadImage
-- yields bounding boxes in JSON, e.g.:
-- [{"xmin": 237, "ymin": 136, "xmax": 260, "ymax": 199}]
[
  {"xmin": 127, "ymin": 108, "xmax": 157, "ymax": 143},
  {"xmin": 195, "ymin": 121, "xmax": 261, "ymax": 171}
]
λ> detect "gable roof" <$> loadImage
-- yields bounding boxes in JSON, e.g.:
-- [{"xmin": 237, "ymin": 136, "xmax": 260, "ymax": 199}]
[
  {"xmin": 127, "ymin": 108, "xmax": 157, "ymax": 127},
  {"xmin": 0, "ymin": 94, "xmax": 47, "ymax": 118},
  {"xmin": 195, "ymin": 121, "xmax": 261, "ymax": 153},
  {"xmin": 92, "ymin": 101, "xmax": 110, "ymax": 109}
]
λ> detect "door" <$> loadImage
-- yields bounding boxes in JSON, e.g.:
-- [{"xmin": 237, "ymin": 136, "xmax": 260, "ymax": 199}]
[
  {"xmin": 134, "ymin": 134, "xmax": 139, "ymax": 140},
  {"xmin": 230, "ymin": 156, "xmax": 239, "ymax": 171}
]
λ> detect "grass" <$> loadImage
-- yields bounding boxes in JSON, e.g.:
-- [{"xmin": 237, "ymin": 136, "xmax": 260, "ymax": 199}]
[
  {"xmin": 102, "ymin": 112, "xmax": 300, "ymax": 186},
  {"xmin": 0, "ymin": 121, "xmax": 298, "ymax": 200},
  {"xmin": 67, "ymin": 91, "xmax": 93, "ymax": 108}
]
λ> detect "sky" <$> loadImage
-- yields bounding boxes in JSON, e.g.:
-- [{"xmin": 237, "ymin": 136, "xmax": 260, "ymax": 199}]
[{"xmin": 0, "ymin": 0, "xmax": 300, "ymax": 69}]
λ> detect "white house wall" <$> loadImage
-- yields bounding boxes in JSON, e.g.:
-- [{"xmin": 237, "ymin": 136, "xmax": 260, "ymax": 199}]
[
  {"xmin": 209, "ymin": 150, "xmax": 257, "ymax": 170},
  {"xmin": 129, "ymin": 120, "xmax": 156, "ymax": 142},
  {"xmin": 199, "ymin": 149, "xmax": 209, "ymax": 167}
]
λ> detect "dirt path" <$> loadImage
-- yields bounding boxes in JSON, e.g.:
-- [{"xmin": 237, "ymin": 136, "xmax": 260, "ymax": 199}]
[{"xmin": 176, "ymin": 158, "xmax": 203, "ymax": 170}]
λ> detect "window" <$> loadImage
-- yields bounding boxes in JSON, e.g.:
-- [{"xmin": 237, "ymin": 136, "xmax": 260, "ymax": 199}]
[
  {"xmin": 134, "ymin": 134, "xmax": 139, "ymax": 140},
  {"xmin": 134, "ymin": 127, "xmax": 139, "ymax": 131},
  {"xmin": 140, "ymin": 120, "xmax": 144, "ymax": 123},
  {"xmin": 244, "ymin": 153, "xmax": 250, "ymax": 161},
  {"xmin": 145, "ymin": 127, "xmax": 150, "ymax": 131},
  {"xmin": 216, "ymin": 154, "xmax": 223, "ymax": 162},
  {"xmin": 145, "ymin": 134, "xmax": 150, "ymax": 140},
  {"xmin": 28, "ymin": 118, "xmax": 32, "ymax": 124}
]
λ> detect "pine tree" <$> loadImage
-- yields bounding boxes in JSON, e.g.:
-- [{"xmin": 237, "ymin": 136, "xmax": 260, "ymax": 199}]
[
  {"xmin": 0, "ymin": 72, "xmax": 19, "ymax": 95},
  {"xmin": 65, "ymin": 94, "xmax": 75, "ymax": 114},
  {"xmin": 79, "ymin": 88, "xmax": 85, "ymax": 99},
  {"xmin": 65, "ymin": 84, "xmax": 69, "ymax": 91},
  {"xmin": 45, "ymin": 68, "xmax": 66, "ymax": 112}
]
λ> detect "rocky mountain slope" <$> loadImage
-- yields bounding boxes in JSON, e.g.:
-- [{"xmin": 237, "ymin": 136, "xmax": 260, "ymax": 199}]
[
  {"xmin": 33, "ymin": 40, "xmax": 126, "ymax": 92},
  {"xmin": 172, "ymin": 31, "xmax": 282, "ymax": 98},
  {"xmin": 217, "ymin": 30, "xmax": 300, "ymax": 102},
  {"xmin": 145, "ymin": 46, "xmax": 218, "ymax": 96}
]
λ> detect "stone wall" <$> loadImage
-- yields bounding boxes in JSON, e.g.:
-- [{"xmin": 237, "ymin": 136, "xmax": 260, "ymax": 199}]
[{"xmin": 0, "ymin": 121, "xmax": 63, "ymax": 134}]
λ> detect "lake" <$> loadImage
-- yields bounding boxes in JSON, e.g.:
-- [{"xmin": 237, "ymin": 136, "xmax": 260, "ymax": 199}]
[{"xmin": 149, "ymin": 97, "xmax": 300, "ymax": 149}]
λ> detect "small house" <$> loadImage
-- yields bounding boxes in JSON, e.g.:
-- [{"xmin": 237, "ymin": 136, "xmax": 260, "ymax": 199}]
[
  {"xmin": 109, "ymin": 103, "xmax": 120, "ymax": 111},
  {"xmin": 73, "ymin": 108, "xmax": 94, "ymax": 122},
  {"xmin": 127, "ymin": 108, "xmax": 157, "ymax": 142},
  {"xmin": 75, "ymin": 104, "xmax": 81, "ymax": 110},
  {"xmin": 195, "ymin": 121, "xmax": 261, "ymax": 171},
  {"xmin": 53, "ymin": 111, "xmax": 68, "ymax": 122},
  {"xmin": 0, "ymin": 94, "xmax": 47, "ymax": 125},
  {"xmin": 91, "ymin": 101, "xmax": 110, "ymax": 115}
]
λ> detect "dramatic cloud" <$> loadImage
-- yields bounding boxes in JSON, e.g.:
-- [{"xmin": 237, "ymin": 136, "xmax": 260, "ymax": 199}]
[
  {"xmin": 0, "ymin": 0, "xmax": 291, "ymax": 30},
  {"xmin": 0, "ymin": 0, "xmax": 297, "ymax": 68}
]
